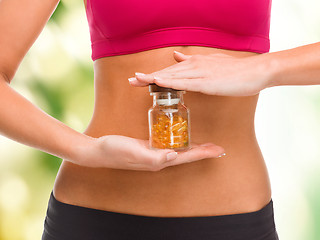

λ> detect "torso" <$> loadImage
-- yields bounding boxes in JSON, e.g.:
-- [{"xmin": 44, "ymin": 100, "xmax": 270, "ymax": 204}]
[
  {"xmin": 53, "ymin": 45, "xmax": 271, "ymax": 217},
  {"xmin": 52, "ymin": 1, "xmax": 271, "ymax": 218}
]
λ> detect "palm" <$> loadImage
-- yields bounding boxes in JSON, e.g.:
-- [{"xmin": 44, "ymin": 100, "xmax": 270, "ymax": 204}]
[{"xmin": 99, "ymin": 135, "xmax": 224, "ymax": 170}]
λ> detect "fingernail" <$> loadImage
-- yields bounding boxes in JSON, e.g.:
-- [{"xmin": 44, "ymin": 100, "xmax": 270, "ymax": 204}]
[
  {"xmin": 218, "ymin": 153, "xmax": 226, "ymax": 158},
  {"xmin": 128, "ymin": 77, "xmax": 136, "ymax": 82},
  {"xmin": 174, "ymin": 50, "xmax": 184, "ymax": 55},
  {"xmin": 135, "ymin": 72, "xmax": 145, "ymax": 76},
  {"xmin": 166, "ymin": 152, "xmax": 178, "ymax": 161}
]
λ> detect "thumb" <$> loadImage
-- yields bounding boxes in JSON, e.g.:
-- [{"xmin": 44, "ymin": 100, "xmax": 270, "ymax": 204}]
[{"xmin": 173, "ymin": 50, "xmax": 192, "ymax": 62}]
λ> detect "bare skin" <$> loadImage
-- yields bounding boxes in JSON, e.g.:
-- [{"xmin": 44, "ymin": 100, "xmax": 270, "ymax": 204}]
[
  {"xmin": 2, "ymin": 0, "xmax": 320, "ymax": 221},
  {"xmin": 53, "ymin": 45, "xmax": 271, "ymax": 217},
  {"xmin": 52, "ymin": 0, "xmax": 272, "ymax": 216},
  {"xmin": 0, "ymin": 0, "xmax": 271, "ymax": 218}
]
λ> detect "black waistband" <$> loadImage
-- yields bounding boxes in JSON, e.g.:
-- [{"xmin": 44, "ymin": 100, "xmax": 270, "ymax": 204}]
[{"xmin": 43, "ymin": 191, "xmax": 278, "ymax": 240}]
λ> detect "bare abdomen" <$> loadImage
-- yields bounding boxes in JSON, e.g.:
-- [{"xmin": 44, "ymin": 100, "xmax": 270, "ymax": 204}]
[{"xmin": 53, "ymin": 45, "xmax": 272, "ymax": 217}]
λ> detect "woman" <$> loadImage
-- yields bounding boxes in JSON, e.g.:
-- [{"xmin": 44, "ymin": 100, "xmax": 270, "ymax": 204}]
[{"xmin": 2, "ymin": 0, "xmax": 318, "ymax": 239}]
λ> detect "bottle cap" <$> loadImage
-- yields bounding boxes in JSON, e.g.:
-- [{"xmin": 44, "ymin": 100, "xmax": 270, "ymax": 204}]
[{"xmin": 148, "ymin": 83, "xmax": 181, "ymax": 92}]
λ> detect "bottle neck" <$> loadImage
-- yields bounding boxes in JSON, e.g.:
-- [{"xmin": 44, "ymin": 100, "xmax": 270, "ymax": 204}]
[{"xmin": 151, "ymin": 91, "xmax": 185, "ymax": 107}]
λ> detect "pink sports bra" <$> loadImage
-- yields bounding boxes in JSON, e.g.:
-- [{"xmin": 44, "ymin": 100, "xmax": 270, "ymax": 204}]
[{"xmin": 85, "ymin": 0, "xmax": 272, "ymax": 61}]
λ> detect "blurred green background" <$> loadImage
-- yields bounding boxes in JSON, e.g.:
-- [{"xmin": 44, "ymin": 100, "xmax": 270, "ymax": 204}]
[{"xmin": 0, "ymin": 0, "xmax": 319, "ymax": 239}]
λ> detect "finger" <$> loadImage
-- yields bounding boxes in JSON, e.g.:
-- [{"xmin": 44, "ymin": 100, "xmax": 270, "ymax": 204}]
[
  {"xmin": 164, "ymin": 69, "xmax": 204, "ymax": 79},
  {"xmin": 173, "ymin": 51, "xmax": 192, "ymax": 62},
  {"xmin": 134, "ymin": 61, "xmax": 192, "ymax": 79},
  {"xmin": 128, "ymin": 77, "xmax": 150, "ymax": 87},
  {"xmin": 155, "ymin": 59, "xmax": 193, "ymax": 72},
  {"xmin": 154, "ymin": 77, "xmax": 204, "ymax": 92},
  {"xmin": 164, "ymin": 144, "xmax": 225, "ymax": 166},
  {"xmin": 128, "ymin": 154, "xmax": 167, "ymax": 172},
  {"xmin": 131, "ymin": 68, "xmax": 202, "ymax": 87},
  {"xmin": 155, "ymin": 62, "xmax": 192, "ymax": 73},
  {"xmin": 210, "ymin": 52, "xmax": 239, "ymax": 58},
  {"xmin": 133, "ymin": 74, "xmax": 156, "ymax": 84},
  {"xmin": 148, "ymin": 149, "xmax": 179, "ymax": 170},
  {"xmin": 135, "ymin": 68, "xmax": 203, "ymax": 82},
  {"xmin": 136, "ymin": 141, "xmax": 178, "ymax": 165}
]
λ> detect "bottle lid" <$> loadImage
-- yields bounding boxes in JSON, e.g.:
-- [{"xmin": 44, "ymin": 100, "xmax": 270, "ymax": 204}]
[{"xmin": 148, "ymin": 83, "xmax": 181, "ymax": 92}]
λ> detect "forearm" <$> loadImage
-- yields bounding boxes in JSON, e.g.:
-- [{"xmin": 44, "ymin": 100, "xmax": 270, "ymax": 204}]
[
  {"xmin": 262, "ymin": 41, "xmax": 320, "ymax": 87},
  {"xmin": 0, "ymin": 78, "xmax": 95, "ymax": 165}
]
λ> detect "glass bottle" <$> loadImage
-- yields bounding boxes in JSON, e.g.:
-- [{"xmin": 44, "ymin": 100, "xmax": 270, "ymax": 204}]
[{"xmin": 148, "ymin": 83, "xmax": 191, "ymax": 151}]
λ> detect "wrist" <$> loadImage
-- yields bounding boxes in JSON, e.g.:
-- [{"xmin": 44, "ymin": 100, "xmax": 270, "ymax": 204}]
[
  {"xmin": 64, "ymin": 132, "xmax": 98, "ymax": 166},
  {"xmin": 258, "ymin": 52, "xmax": 282, "ymax": 89}
]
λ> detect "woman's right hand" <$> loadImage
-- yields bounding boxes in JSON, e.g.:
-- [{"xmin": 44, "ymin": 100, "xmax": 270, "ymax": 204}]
[{"xmin": 75, "ymin": 135, "xmax": 226, "ymax": 171}]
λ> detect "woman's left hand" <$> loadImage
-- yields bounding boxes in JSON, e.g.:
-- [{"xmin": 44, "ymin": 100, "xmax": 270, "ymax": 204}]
[{"xmin": 128, "ymin": 51, "xmax": 273, "ymax": 96}]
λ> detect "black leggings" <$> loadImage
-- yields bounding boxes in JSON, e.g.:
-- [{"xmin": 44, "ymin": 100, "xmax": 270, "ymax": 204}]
[{"xmin": 42, "ymin": 191, "xmax": 279, "ymax": 240}]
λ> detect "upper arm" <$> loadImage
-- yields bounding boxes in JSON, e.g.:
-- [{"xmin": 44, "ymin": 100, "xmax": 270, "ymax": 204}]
[{"xmin": 0, "ymin": 0, "xmax": 60, "ymax": 83}]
